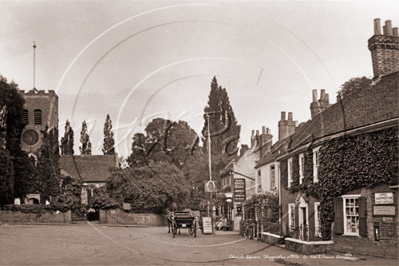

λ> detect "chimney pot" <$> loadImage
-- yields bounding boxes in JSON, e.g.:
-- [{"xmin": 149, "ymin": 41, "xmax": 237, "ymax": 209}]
[
  {"xmin": 312, "ymin": 89, "xmax": 317, "ymax": 102},
  {"xmin": 374, "ymin": 18, "xmax": 382, "ymax": 35},
  {"xmin": 325, "ymin": 93, "xmax": 330, "ymax": 103},
  {"xmin": 393, "ymin": 27, "xmax": 399, "ymax": 37},
  {"xmin": 251, "ymin": 130, "xmax": 254, "ymax": 136},
  {"xmin": 385, "ymin": 20, "xmax": 393, "ymax": 36},
  {"xmin": 288, "ymin": 112, "xmax": 293, "ymax": 121},
  {"xmin": 256, "ymin": 130, "xmax": 259, "ymax": 136},
  {"xmin": 320, "ymin": 89, "xmax": 326, "ymax": 100},
  {"xmin": 295, "ymin": 121, "xmax": 298, "ymax": 127},
  {"xmin": 262, "ymin": 126, "xmax": 266, "ymax": 134},
  {"xmin": 267, "ymin": 127, "xmax": 270, "ymax": 134},
  {"xmin": 281, "ymin": 111, "xmax": 286, "ymax": 121},
  {"xmin": 383, "ymin": 25, "xmax": 387, "ymax": 35}
]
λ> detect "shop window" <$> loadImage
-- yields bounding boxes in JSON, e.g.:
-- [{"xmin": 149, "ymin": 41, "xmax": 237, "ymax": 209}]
[
  {"xmin": 334, "ymin": 195, "xmax": 367, "ymax": 237},
  {"xmin": 34, "ymin": 109, "xmax": 42, "ymax": 125},
  {"xmin": 313, "ymin": 147, "xmax": 320, "ymax": 183},
  {"xmin": 299, "ymin": 153, "xmax": 304, "ymax": 184},
  {"xmin": 288, "ymin": 158, "xmax": 293, "ymax": 187}
]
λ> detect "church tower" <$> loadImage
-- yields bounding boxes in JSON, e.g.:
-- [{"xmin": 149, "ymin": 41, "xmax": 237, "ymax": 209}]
[{"xmin": 19, "ymin": 88, "xmax": 58, "ymax": 153}]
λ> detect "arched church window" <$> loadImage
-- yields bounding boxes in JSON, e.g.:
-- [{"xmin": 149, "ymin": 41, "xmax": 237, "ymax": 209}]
[{"xmin": 34, "ymin": 109, "xmax": 42, "ymax": 125}]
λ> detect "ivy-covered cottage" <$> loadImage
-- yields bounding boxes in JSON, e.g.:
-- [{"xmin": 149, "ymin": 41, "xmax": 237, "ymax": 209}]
[
  {"xmin": 278, "ymin": 19, "xmax": 398, "ymax": 257},
  {"xmin": 59, "ymin": 155, "xmax": 118, "ymax": 204}
]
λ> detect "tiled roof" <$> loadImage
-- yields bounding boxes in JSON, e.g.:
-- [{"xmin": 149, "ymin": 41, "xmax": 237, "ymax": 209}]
[
  {"xmin": 59, "ymin": 155, "xmax": 117, "ymax": 183},
  {"xmin": 289, "ymin": 72, "xmax": 399, "ymax": 151},
  {"xmin": 254, "ymin": 138, "xmax": 289, "ymax": 168}
]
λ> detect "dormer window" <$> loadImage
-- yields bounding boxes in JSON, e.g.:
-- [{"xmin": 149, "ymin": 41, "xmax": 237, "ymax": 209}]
[
  {"xmin": 34, "ymin": 109, "xmax": 42, "ymax": 125},
  {"xmin": 23, "ymin": 109, "xmax": 29, "ymax": 124}
]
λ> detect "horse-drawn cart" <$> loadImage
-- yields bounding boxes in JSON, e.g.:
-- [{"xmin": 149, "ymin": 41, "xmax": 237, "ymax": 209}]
[{"xmin": 170, "ymin": 211, "xmax": 197, "ymax": 238}]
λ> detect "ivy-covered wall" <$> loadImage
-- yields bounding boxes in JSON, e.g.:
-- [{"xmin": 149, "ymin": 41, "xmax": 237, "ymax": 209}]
[{"xmin": 280, "ymin": 127, "xmax": 398, "ymax": 240}]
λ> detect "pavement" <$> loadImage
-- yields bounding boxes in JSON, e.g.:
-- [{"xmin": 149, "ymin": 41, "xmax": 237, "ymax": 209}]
[{"xmin": 1, "ymin": 223, "xmax": 397, "ymax": 265}]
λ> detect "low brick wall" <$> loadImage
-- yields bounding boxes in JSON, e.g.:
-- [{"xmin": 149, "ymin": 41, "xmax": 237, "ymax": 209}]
[
  {"xmin": 100, "ymin": 209, "xmax": 168, "ymax": 226},
  {"xmin": 0, "ymin": 210, "xmax": 72, "ymax": 224},
  {"xmin": 333, "ymin": 235, "xmax": 398, "ymax": 259},
  {"xmin": 261, "ymin": 232, "xmax": 284, "ymax": 245},
  {"xmin": 285, "ymin": 238, "xmax": 333, "ymax": 254}
]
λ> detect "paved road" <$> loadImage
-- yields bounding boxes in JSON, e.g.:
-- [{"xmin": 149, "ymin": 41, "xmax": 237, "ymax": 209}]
[{"xmin": 0, "ymin": 223, "xmax": 397, "ymax": 265}]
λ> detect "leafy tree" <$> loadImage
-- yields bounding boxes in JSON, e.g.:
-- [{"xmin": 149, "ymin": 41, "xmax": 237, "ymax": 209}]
[
  {"xmin": 57, "ymin": 174, "xmax": 83, "ymax": 209},
  {"xmin": 32, "ymin": 126, "xmax": 61, "ymax": 201},
  {"xmin": 106, "ymin": 163, "xmax": 189, "ymax": 214},
  {"xmin": 337, "ymin": 76, "xmax": 372, "ymax": 99},
  {"xmin": 0, "ymin": 148, "xmax": 14, "ymax": 204},
  {"xmin": 0, "ymin": 76, "xmax": 26, "ymax": 205},
  {"xmin": 202, "ymin": 77, "xmax": 241, "ymax": 168},
  {"xmin": 60, "ymin": 119, "xmax": 74, "ymax": 155},
  {"xmin": 127, "ymin": 118, "xmax": 199, "ymax": 169},
  {"xmin": 79, "ymin": 120, "xmax": 92, "ymax": 155},
  {"xmin": 102, "ymin": 114, "xmax": 115, "ymax": 155}
]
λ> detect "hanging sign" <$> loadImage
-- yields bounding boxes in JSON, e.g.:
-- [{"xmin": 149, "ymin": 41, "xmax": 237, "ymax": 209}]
[
  {"xmin": 375, "ymin": 193, "xmax": 393, "ymax": 204},
  {"xmin": 202, "ymin": 217, "xmax": 213, "ymax": 234},
  {"xmin": 205, "ymin": 180, "xmax": 216, "ymax": 193},
  {"xmin": 234, "ymin": 178, "xmax": 246, "ymax": 202}
]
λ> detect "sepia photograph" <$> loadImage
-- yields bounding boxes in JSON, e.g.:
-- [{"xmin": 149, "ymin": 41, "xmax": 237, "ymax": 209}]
[{"xmin": 0, "ymin": 0, "xmax": 398, "ymax": 265}]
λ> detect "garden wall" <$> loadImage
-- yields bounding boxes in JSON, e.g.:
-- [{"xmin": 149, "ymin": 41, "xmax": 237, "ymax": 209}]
[
  {"xmin": 100, "ymin": 209, "xmax": 168, "ymax": 226},
  {"xmin": 0, "ymin": 210, "xmax": 72, "ymax": 224}
]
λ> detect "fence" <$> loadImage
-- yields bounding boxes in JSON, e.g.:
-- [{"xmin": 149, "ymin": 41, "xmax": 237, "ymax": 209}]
[{"xmin": 287, "ymin": 225, "xmax": 322, "ymax": 241}]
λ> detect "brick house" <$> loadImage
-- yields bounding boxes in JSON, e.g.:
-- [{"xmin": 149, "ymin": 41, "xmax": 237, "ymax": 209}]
[{"xmin": 278, "ymin": 19, "xmax": 398, "ymax": 257}]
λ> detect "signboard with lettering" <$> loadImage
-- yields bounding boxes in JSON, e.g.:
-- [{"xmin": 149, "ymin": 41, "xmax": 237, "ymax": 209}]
[
  {"xmin": 373, "ymin": 205, "xmax": 396, "ymax": 216},
  {"xmin": 202, "ymin": 217, "xmax": 213, "ymax": 234},
  {"xmin": 375, "ymin": 193, "xmax": 393, "ymax": 204},
  {"xmin": 380, "ymin": 220, "xmax": 396, "ymax": 240},
  {"xmin": 234, "ymin": 178, "xmax": 246, "ymax": 202}
]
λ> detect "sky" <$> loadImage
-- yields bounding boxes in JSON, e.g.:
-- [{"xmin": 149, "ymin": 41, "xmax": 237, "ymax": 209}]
[{"xmin": 1, "ymin": 0, "xmax": 398, "ymax": 157}]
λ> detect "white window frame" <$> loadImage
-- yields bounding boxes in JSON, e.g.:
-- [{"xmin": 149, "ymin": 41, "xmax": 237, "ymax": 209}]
[
  {"xmin": 270, "ymin": 164, "xmax": 276, "ymax": 190},
  {"xmin": 342, "ymin": 194, "xmax": 361, "ymax": 236},
  {"xmin": 313, "ymin": 147, "xmax": 320, "ymax": 183},
  {"xmin": 299, "ymin": 153, "xmax": 304, "ymax": 184},
  {"xmin": 288, "ymin": 203, "xmax": 295, "ymax": 231},
  {"xmin": 314, "ymin": 202, "xmax": 321, "ymax": 237},
  {"xmin": 287, "ymin": 157, "xmax": 293, "ymax": 187}
]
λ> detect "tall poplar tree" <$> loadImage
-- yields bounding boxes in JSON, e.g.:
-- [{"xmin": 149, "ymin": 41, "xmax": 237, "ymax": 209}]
[
  {"xmin": 79, "ymin": 120, "xmax": 92, "ymax": 155},
  {"xmin": 202, "ymin": 77, "xmax": 241, "ymax": 167},
  {"xmin": 60, "ymin": 119, "xmax": 74, "ymax": 155},
  {"xmin": 102, "ymin": 114, "xmax": 115, "ymax": 155},
  {"xmin": 0, "ymin": 76, "xmax": 28, "ymax": 204}
]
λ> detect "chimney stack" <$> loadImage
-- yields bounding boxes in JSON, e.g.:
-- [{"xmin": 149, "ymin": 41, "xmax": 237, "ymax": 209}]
[
  {"xmin": 310, "ymin": 89, "xmax": 332, "ymax": 119},
  {"xmin": 386, "ymin": 20, "xmax": 393, "ymax": 36},
  {"xmin": 374, "ymin": 18, "xmax": 381, "ymax": 35},
  {"xmin": 368, "ymin": 18, "xmax": 399, "ymax": 78},
  {"xmin": 278, "ymin": 111, "xmax": 296, "ymax": 141}
]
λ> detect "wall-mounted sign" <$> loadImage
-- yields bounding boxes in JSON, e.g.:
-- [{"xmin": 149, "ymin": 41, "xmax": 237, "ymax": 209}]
[
  {"xmin": 380, "ymin": 221, "xmax": 396, "ymax": 240},
  {"xmin": 373, "ymin": 205, "xmax": 396, "ymax": 216},
  {"xmin": 375, "ymin": 193, "xmax": 393, "ymax": 204},
  {"xmin": 202, "ymin": 217, "xmax": 213, "ymax": 234},
  {"xmin": 234, "ymin": 178, "xmax": 246, "ymax": 202}
]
